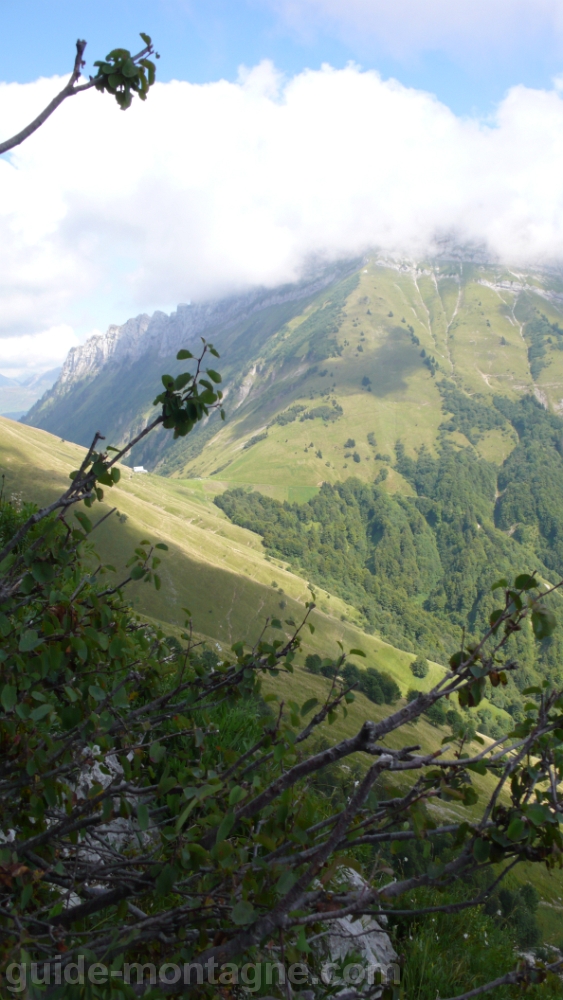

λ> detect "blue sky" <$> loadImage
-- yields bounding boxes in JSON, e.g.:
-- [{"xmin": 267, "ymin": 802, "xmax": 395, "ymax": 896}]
[{"xmin": 1, "ymin": 0, "xmax": 563, "ymax": 115}]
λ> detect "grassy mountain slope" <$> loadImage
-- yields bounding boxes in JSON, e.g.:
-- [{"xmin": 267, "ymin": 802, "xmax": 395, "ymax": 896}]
[
  {"xmin": 27, "ymin": 257, "xmax": 563, "ymax": 488},
  {"xmin": 175, "ymin": 258, "xmax": 563, "ymax": 488},
  {"xmin": 0, "ymin": 414, "xmax": 516, "ymax": 765},
  {"xmin": 0, "ymin": 415, "xmax": 436, "ymax": 684}
]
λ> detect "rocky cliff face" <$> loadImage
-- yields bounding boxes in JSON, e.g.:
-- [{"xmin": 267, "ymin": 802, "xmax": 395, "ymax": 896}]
[
  {"xmin": 38, "ymin": 266, "xmax": 352, "ymax": 410},
  {"xmin": 22, "ymin": 260, "xmax": 357, "ymax": 455}
]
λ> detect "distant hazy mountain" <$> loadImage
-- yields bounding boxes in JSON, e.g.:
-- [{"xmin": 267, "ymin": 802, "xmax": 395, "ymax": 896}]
[{"xmin": 0, "ymin": 367, "xmax": 61, "ymax": 420}]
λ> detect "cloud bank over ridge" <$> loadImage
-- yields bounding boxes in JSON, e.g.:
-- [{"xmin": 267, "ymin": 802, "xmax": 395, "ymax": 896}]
[{"xmin": 2, "ymin": 59, "xmax": 563, "ymax": 369}]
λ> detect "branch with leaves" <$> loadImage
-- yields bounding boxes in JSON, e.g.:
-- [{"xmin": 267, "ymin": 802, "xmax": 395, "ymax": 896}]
[{"xmin": 0, "ymin": 33, "xmax": 159, "ymax": 156}]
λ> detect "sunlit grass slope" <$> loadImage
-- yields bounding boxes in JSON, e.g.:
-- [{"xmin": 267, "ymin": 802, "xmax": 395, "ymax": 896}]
[
  {"xmin": 0, "ymin": 416, "xmax": 431, "ymax": 674},
  {"xmin": 178, "ymin": 259, "xmax": 563, "ymax": 490}
]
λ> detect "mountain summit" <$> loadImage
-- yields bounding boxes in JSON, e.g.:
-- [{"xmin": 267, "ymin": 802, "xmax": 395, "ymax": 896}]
[{"xmin": 25, "ymin": 253, "xmax": 563, "ymax": 485}]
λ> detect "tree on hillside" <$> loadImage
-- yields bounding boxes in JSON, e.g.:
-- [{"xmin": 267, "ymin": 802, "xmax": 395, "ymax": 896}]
[
  {"xmin": 0, "ymin": 34, "xmax": 159, "ymax": 156},
  {"xmin": 1, "ymin": 346, "xmax": 563, "ymax": 999},
  {"xmin": 410, "ymin": 654, "xmax": 429, "ymax": 679}
]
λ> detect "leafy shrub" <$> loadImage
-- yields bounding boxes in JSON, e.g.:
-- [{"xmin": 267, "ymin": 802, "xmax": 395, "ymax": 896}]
[
  {"xmin": 243, "ymin": 431, "xmax": 268, "ymax": 449},
  {"xmin": 301, "ymin": 404, "xmax": 343, "ymax": 422},
  {"xmin": 341, "ymin": 662, "xmax": 362, "ymax": 687},
  {"xmin": 410, "ymin": 655, "xmax": 429, "ymax": 678},
  {"xmin": 425, "ymin": 701, "xmax": 447, "ymax": 725},
  {"xmin": 270, "ymin": 405, "xmax": 306, "ymax": 426},
  {"xmin": 485, "ymin": 884, "xmax": 541, "ymax": 950},
  {"xmin": 361, "ymin": 666, "xmax": 400, "ymax": 704},
  {"xmin": 0, "ymin": 484, "xmax": 36, "ymax": 550},
  {"xmin": 305, "ymin": 653, "xmax": 323, "ymax": 674}
]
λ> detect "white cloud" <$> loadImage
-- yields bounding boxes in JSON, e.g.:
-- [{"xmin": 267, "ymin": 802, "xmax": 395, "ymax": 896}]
[
  {"xmin": 263, "ymin": 0, "xmax": 563, "ymax": 60},
  {"xmin": 3, "ymin": 62, "xmax": 563, "ymax": 371},
  {"xmin": 0, "ymin": 325, "xmax": 80, "ymax": 378}
]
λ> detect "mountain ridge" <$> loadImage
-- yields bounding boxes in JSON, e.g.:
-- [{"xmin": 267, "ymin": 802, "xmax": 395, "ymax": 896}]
[
  {"xmin": 22, "ymin": 250, "xmax": 563, "ymax": 488},
  {"xmin": 25, "ymin": 259, "xmax": 359, "ymax": 431}
]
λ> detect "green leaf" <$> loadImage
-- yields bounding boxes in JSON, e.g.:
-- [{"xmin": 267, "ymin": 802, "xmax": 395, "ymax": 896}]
[
  {"xmin": 19, "ymin": 629, "xmax": 43, "ymax": 652},
  {"xmin": 1, "ymin": 685, "xmax": 17, "ymax": 712},
  {"xmin": 491, "ymin": 578, "xmax": 508, "ymax": 591},
  {"xmin": 30, "ymin": 703, "xmax": 53, "ymax": 722},
  {"xmin": 89, "ymin": 685, "xmax": 106, "ymax": 702},
  {"xmin": 507, "ymin": 817, "xmax": 526, "ymax": 841},
  {"xmin": 349, "ymin": 648, "xmax": 366, "ymax": 657},
  {"xmin": 489, "ymin": 609, "xmax": 504, "ymax": 631},
  {"xmin": 275, "ymin": 870, "xmax": 297, "ymax": 895},
  {"xmin": 155, "ymin": 863, "xmax": 176, "ymax": 895},
  {"xmin": 216, "ymin": 811, "xmax": 235, "ymax": 844},
  {"xmin": 174, "ymin": 372, "xmax": 192, "ymax": 391},
  {"xmin": 206, "ymin": 369, "xmax": 222, "ymax": 383},
  {"xmin": 531, "ymin": 609, "xmax": 556, "ymax": 640},
  {"xmin": 161, "ymin": 374, "xmax": 174, "ymax": 388},
  {"xmin": 449, "ymin": 650, "xmax": 464, "ymax": 670},
  {"xmin": 176, "ymin": 349, "xmax": 193, "ymax": 360},
  {"xmin": 74, "ymin": 510, "xmax": 93, "ymax": 532},
  {"xmin": 137, "ymin": 803, "xmax": 150, "ymax": 832},
  {"xmin": 175, "ymin": 797, "xmax": 198, "ymax": 832},
  {"xmin": 458, "ymin": 687, "xmax": 469, "ymax": 708},
  {"xmin": 270, "ymin": 618, "xmax": 282, "ymax": 629},
  {"xmin": 467, "ymin": 761, "xmax": 487, "ymax": 775},
  {"xmin": 514, "ymin": 573, "xmax": 538, "ymax": 591},
  {"xmin": 473, "ymin": 837, "xmax": 491, "ymax": 864},
  {"xmin": 31, "ymin": 560, "xmax": 55, "ymax": 583},
  {"xmin": 140, "ymin": 32, "xmax": 152, "ymax": 46},
  {"xmin": 109, "ymin": 637, "xmax": 125, "ymax": 658},
  {"xmin": 470, "ymin": 677, "xmax": 486, "ymax": 707},
  {"xmin": 149, "ymin": 742, "xmax": 166, "ymax": 764},
  {"xmin": 155, "ymin": 543, "xmax": 168, "ymax": 550},
  {"xmin": 121, "ymin": 57, "xmax": 138, "ymax": 78},
  {"xmin": 295, "ymin": 926, "xmax": 311, "ymax": 953},
  {"xmin": 231, "ymin": 900, "xmax": 256, "ymax": 925},
  {"xmin": 228, "ymin": 785, "xmax": 245, "ymax": 806},
  {"xmin": 526, "ymin": 804, "xmax": 549, "ymax": 826},
  {"xmin": 301, "ymin": 698, "xmax": 319, "ymax": 716}
]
